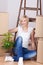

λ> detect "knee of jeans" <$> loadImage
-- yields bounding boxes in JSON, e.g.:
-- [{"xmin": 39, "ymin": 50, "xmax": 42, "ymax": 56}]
[{"xmin": 16, "ymin": 36, "xmax": 23, "ymax": 45}]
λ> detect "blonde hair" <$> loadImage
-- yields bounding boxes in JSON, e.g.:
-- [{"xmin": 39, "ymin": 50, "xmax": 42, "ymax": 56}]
[{"xmin": 19, "ymin": 15, "xmax": 29, "ymax": 25}]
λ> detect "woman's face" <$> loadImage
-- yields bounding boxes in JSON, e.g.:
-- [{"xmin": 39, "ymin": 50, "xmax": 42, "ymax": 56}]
[{"xmin": 21, "ymin": 18, "xmax": 28, "ymax": 26}]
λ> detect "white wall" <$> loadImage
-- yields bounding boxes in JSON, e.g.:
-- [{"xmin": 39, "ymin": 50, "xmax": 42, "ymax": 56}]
[
  {"xmin": 8, "ymin": 0, "xmax": 20, "ymax": 29},
  {"xmin": 0, "ymin": 0, "xmax": 43, "ymax": 29},
  {"xmin": 0, "ymin": 0, "xmax": 8, "ymax": 12}
]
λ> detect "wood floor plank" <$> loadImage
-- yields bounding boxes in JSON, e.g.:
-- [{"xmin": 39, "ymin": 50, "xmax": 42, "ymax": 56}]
[{"xmin": 0, "ymin": 57, "xmax": 43, "ymax": 65}]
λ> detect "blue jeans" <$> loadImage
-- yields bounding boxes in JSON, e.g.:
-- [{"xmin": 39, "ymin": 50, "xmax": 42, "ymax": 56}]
[{"xmin": 13, "ymin": 37, "xmax": 36, "ymax": 61}]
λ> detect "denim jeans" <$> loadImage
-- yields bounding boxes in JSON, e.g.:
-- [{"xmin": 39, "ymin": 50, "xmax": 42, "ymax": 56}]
[{"xmin": 13, "ymin": 36, "xmax": 36, "ymax": 61}]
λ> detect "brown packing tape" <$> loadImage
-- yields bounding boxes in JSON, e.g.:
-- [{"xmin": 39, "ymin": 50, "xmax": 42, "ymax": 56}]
[
  {"xmin": 35, "ymin": 16, "xmax": 43, "ymax": 37},
  {"xmin": 37, "ymin": 38, "xmax": 43, "ymax": 63}
]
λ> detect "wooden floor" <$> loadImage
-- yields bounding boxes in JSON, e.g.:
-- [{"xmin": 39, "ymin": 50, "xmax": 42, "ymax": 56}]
[{"xmin": 0, "ymin": 56, "xmax": 43, "ymax": 65}]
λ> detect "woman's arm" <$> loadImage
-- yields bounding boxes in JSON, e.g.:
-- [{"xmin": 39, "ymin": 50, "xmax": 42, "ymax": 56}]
[
  {"xmin": 8, "ymin": 27, "xmax": 18, "ymax": 33},
  {"xmin": 30, "ymin": 29, "xmax": 36, "ymax": 50}
]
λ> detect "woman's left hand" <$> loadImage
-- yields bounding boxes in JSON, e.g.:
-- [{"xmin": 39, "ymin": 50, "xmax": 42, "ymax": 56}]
[{"xmin": 32, "ymin": 43, "xmax": 36, "ymax": 50}]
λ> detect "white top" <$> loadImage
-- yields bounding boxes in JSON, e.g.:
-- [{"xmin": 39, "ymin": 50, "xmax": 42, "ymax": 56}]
[{"xmin": 16, "ymin": 25, "xmax": 33, "ymax": 48}]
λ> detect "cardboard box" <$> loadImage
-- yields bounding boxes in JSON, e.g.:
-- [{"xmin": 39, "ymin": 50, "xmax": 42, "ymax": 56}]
[
  {"xmin": 0, "ymin": 12, "xmax": 8, "ymax": 56},
  {"xmin": 35, "ymin": 16, "xmax": 43, "ymax": 37},
  {"xmin": 37, "ymin": 38, "xmax": 43, "ymax": 63},
  {"xmin": 0, "ymin": 12, "xmax": 8, "ymax": 34}
]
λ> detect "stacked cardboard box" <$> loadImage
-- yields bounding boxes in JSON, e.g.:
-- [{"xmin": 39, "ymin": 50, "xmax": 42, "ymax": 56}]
[
  {"xmin": 36, "ymin": 16, "xmax": 43, "ymax": 64},
  {"xmin": 0, "ymin": 12, "xmax": 8, "ymax": 56}
]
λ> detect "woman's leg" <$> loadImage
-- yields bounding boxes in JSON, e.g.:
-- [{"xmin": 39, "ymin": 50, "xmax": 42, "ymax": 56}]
[
  {"xmin": 13, "ymin": 36, "xmax": 23, "ymax": 61},
  {"xmin": 23, "ymin": 48, "xmax": 36, "ymax": 60}
]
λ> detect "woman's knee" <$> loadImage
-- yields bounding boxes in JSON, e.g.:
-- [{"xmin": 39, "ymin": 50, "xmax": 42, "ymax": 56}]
[
  {"xmin": 15, "ymin": 36, "xmax": 23, "ymax": 46},
  {"xmin": 16, "ymin": 36, "xmax": 23, "ymax": 43}
]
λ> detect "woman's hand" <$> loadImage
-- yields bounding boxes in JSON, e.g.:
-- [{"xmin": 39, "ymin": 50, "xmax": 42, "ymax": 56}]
[
  {"xmin": 32, "ymin": 43, "xmax": 36, "ymax": 50},
  {"xmin": 28, "ymin": 43, "xmax": 36, "ymax": 50}
]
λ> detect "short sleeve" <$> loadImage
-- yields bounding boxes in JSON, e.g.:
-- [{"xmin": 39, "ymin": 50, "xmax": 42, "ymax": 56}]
[
  {"xmin": 18, "ymin": 25, "xmax": 21, "ymax": 31},
  {"xmin": 30, "ymin": 27, "xmax": 34, "ymax": 33}
]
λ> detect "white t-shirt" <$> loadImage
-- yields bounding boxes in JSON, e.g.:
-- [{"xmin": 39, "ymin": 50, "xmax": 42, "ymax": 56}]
[{"xmin": 16, "ymin": 25, "xmax": 33, "ymax": 48}]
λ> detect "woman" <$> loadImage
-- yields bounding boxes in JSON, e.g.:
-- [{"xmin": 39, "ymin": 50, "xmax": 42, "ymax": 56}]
[{"xmin": 8, "ymin": 15, "xmax": 36, "ymax": 65}]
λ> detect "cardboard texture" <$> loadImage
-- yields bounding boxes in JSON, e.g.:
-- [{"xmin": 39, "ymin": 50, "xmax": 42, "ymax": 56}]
[
  {"xmin": 0, "ymin": 12, "xmax": 8, "ymax": 34},
  {"xmin": 35, "ymin": 16, "xmax": 43, "ymax": 63},
  {"xmin": 0, "ymin": 13, "xmax": 8, "ymax": 55},
  {"xmin": 35, "ymin": 16, "xmax": 43, "ymax": 37},
  {"xmin": 37, "ymin": 39, "xmax": 43, "ymax": 63}
]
